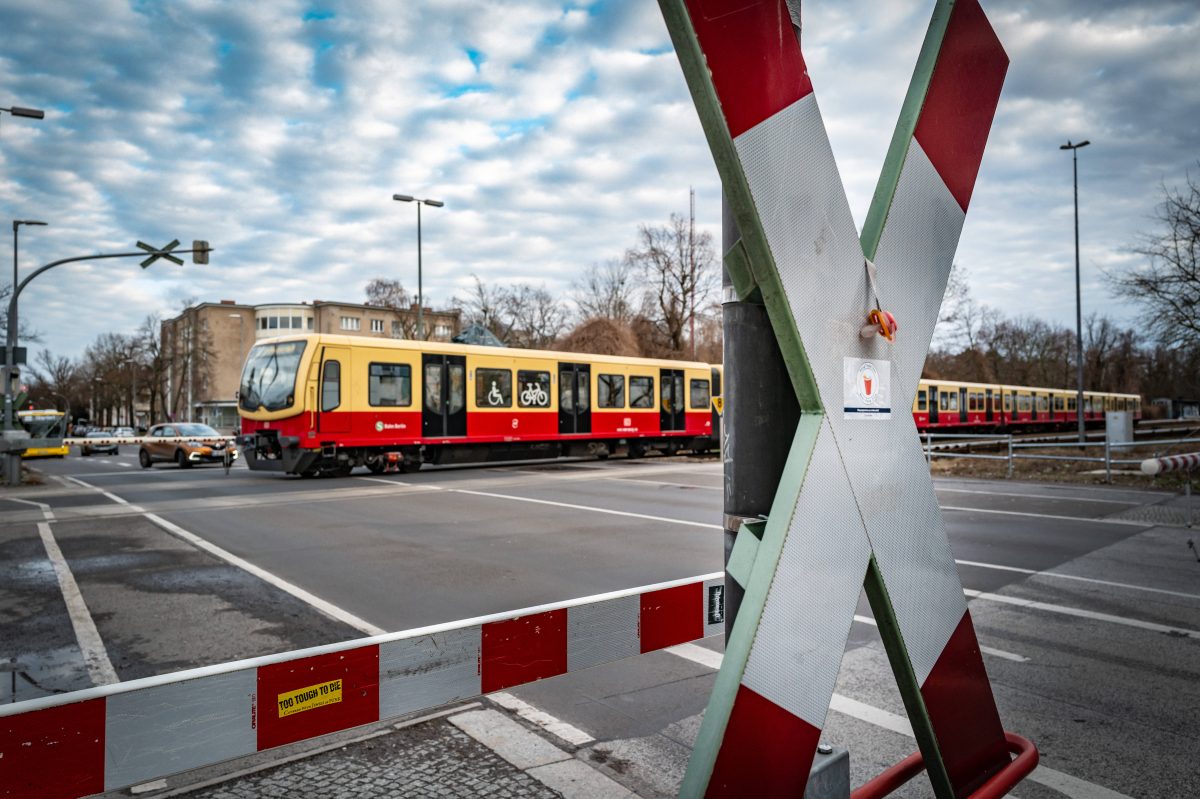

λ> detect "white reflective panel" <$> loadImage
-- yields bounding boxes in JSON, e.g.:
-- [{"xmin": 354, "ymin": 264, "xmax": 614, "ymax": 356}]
[
  {"xmin": 379, "ymin": 627, "xmax": 481, "ymax": 719},
  {"xmin": 567, "ymin": 595, "xmax": 640, "ymax": 672}
]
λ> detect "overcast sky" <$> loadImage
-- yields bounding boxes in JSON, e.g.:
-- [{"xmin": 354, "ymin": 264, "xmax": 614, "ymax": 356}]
[{"xmin": 1, "ymin": 0, "xmax": 1197, "ymax": 359}]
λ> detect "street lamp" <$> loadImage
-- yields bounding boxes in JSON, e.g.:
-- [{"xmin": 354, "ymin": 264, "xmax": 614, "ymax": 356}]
[
  {"xmin": 0, "ymin": 106, "xmax": 45, "ymax": 136},
  {"xmin": 7, "ymin": 221, "xmax": 46, "ymax": 426},
  {"xmin": 1060, "ymin": 139, "xmax": 1090, "ymax": 443},
  {"xmin": 392, "ymin": 193, "xmax": 444, "ymax": 340},
  {"xmin": 13, "ymin": 219, "xmax": 47, "ymax": 293}
]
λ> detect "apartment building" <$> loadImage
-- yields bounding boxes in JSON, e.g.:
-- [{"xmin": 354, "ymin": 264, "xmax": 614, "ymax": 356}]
[{"xmin": 161, "ymin": 299, "xmax": 461, "ymax": 430}]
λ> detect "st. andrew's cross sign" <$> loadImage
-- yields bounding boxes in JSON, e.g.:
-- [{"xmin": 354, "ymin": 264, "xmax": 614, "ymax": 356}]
[{"xmin": 657, "ymin": 0, "xmax": 1022, "ymax": 796}]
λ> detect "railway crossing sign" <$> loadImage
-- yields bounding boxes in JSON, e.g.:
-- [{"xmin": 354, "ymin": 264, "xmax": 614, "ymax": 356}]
[
  {"xmin": 658, "ymin": 0, "xmax": 1020, "ymax": 796},
  {"xmin": 137, "ymin": 239, "xmax": 184, "ymax": 268}
]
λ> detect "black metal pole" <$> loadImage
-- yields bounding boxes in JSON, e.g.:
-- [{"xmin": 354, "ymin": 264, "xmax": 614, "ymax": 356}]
[
  {"xmin": 417, "ymin": 202, "xmax": 424, "ymax": 341},
  {"xmin": 1072, "ymin": 146, "xmax": 1085, "ymax": 443},
  {"xmin": 721, "ymin": 190, "xmax": 799, "ymax": 639}
]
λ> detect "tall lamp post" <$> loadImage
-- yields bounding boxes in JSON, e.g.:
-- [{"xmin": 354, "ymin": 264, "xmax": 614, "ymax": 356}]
[
  {"xmin": 392, "ymin": 193, "xmax": 444, "ymax": 340},
  {"xmin": 9, "ymin": 221, "xmax": 47, "ymax": 418},
  {"xmin": 1060, "ymin": 139, "xmax": 1090, "ymax": 443}
]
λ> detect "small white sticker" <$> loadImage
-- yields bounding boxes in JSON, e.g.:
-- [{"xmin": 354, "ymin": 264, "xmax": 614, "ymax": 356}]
[{"xmin": 844, "ymin": 357, "xmax": 892, "ymax": 421}]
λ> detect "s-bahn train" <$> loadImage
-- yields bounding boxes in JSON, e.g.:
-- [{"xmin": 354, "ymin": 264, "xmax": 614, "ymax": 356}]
[
  {"xmin": 238, "ymin": 335, "xmax": 722, "ymax": 476},
  {"xmin": 913, "ymin": 379, "xmax": 1140, "ymax": 432}
]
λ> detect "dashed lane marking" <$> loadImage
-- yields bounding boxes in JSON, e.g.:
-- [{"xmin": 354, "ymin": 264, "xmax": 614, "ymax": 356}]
[
  {"xmin": 63, "ymin": 476, "xmax": 387, "ymax": 636},
  {"xmin": 956, "ymin": 559, "xmax": 1200, "ymax": 602},
  {"xmin": 850, "ymin": 614, "xmax": 1029, "ymax": 662},
  {"xmin": 963, "ymin": 589, "xmax": 1200, "ymax": 639},
  {"xmin": 37, "ymin": 521, "xmax": 119, "ymax": 686},
  {"xmin": 450, "ymin": 488, "xmax": 722, "ymax": 530},
  {"xmin": 940, "ymin": 505, "xmax": 1148, "ymax": 526},
  {"xmin": 934, "ymin": 486, "xmax": 1139, "ymax": 504},
  {"xmin": 666, "ymin": 643, "xmax": 1131, "ymax": 799}
]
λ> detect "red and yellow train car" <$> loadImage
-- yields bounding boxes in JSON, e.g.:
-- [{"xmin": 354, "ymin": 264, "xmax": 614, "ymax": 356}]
[
  {"xmin": 914, "ymin": 378, "xmax": 1140, "ymax": 432},
  {"xmin": 238, "ymin": 335, "xmax": 718, "ymax": 476}
]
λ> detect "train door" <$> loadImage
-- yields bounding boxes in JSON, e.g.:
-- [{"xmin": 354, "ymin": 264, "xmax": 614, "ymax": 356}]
[
  {"xmin": 318, "ymin": 345, "xmax": 351, "ymax": 434},
  {"xmin": 558, "ymin": 362, "xmax": 591, "ymax": 434},
  {"xmin": 1030, "ymin": 391, "xmax": 1038, "ymax": 422},
  {"xmin": 958, "ymin": 387, "xmax": 968, "ymax": 424},
  {"xmin": 929, "ymin": 385, "xmax": 939, "ymax": 424},
  {"xmin": 660, "ymin": 369, "xmax": 686, "ymax": 431},
  {"xmin": 985, "ymin": 389, "xmax": 994, "ymax": 423},
  {"xmin": 1011, "ymin": 390, "xmax": 1019, "ymax": 423},
  {"xmin": 422, "ymin": 354, "xmax": 466, "ymax": 437}
]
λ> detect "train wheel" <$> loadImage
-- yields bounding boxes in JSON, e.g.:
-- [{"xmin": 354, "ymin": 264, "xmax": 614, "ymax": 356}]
[
  {"xmin": 627, "ymin": 444, "xmax": 645, "ymax": 459},
  {"xmin": 366, "ymin": 455, "xmax": 386, "ymax": 474},
  {"xmin": 176, "ymin": 450, "xmax": 193, "ymax": 469}
]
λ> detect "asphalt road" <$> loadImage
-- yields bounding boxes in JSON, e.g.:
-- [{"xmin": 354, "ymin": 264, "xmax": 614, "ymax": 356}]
[{"xmin": 3, "ymin": 451, "xmax": 1198, "ymax": 797}]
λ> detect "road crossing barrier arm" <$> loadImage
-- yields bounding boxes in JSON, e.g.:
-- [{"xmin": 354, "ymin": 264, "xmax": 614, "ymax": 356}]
[{"xmin": 0, "ymin": 572, "xmax": 724, "ymax": 799}]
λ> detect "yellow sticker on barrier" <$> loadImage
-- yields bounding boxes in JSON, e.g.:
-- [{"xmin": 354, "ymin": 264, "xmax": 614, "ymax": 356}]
[{"xmin": 277, "ymin": 679, "xmax": 342, "ymax": 718}]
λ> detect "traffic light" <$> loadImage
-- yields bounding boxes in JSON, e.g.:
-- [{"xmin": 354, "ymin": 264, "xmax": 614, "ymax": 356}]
[{"xmin": 193, "ymin": 240, "xmax": 210, "ymax": 265}]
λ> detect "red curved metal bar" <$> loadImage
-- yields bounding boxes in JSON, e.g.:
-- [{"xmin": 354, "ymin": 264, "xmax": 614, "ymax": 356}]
[{"xmin": 851, "ymin": 732, "xmax": 1038, "ymax": 799}]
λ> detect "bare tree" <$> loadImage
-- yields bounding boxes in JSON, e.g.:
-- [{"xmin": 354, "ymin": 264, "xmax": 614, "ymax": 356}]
[
  {"xmin": 1110, "ymin": 172, "xmax": 1200, "ymax": 348},
  {"xmin": 624, "ymin": 213, "xmax": 717, "ymax": 355},
  {"xmin": 571, "ymin": 259, "xmax": 637, "ymax": 324},
  {"xmin": 364, "ymin": 277, "xmax": 421, "ymax": 339},
  {"xmin": 137, "ymin": 314, "xmax": 166, "ymax": 425},
  {"xmin": 505, "ymin": 285, "xmax": 568, "ymax": 349},
  {"xmin": 454, "ymin": 275, "xmax": 516, "ymax": 343}
]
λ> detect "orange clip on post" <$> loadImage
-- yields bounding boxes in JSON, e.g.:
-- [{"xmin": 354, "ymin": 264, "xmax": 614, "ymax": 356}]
[{"xmin": 864, "ymin": 309, "xmax": 898, "ymax": 342}]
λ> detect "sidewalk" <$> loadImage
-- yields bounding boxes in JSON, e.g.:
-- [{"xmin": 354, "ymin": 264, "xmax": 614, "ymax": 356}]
[{"xmin": 107, "ymin": 698, "xmax": 640, "ymax": 799}]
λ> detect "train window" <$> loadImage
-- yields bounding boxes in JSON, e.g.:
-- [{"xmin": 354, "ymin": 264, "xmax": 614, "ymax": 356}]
[
  {"xmin": 947, "ymin": 392, "xmax": 959, "ymax": 412},
  {"xmin": 321, "ymin": 360, "xmax": 341, "ymax": 411},
  {"xmin": 446, "ymin": 365, "xmax": 464, "ymax": 414},
  {"xmin": 368, "ymin": 363, "xmax": 412, "ymax": 407},
  {"xmin": 690, "ymin": 379, "xmax": 711, "ymax": 410},
  {"xmin": 1068, "ymin": 396, "xmax": 1077, "ymax": 411},
  {"xmin": 1054, "ymin": 396, "xmax": 1064, "ymax": 411},
  {"xmin": 630, "ymin": 376, "xmax": 654, "ymax": 409},
  {"xmin": 517, "ymin": 370, "xmax": 551, "ymax": 408},
  {"xmin": 424, "ymin": 364, "xmax": 442, "ymax": 412},
  {"xmin": 476, "ymin": 368, "xmax": 512, "ymax": 408},
  {"xmin": 1038, "ymin": 396, "xmax": 1048, "ymax": 411},
  {"xmin": 939, "ymin": 392, "xmax": 949, "ymax": 411},
  {"xmin": 598, "ymin": 374, "xmax": 625, "ymax": 408},
  {"xmin": 917, "ymin": 390, "xmax": 927, "ymax": 411}
]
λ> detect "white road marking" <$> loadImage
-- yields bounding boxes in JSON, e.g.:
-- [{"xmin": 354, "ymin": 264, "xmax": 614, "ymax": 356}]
[
  {"xmin": 964, "ymin": 589, "xmax": 1200, "ymax": 639},
  {"xmin": 117, "ymin": 462, "xmax": 132, "ymax": 468},
  {"xmin": 850, "ymin": 614, "xmax": 1029, "ymax": 662},
  {"xmin": 956, "ymin": 559, "xmax": 1200, "ymax": 602},
  {"xmin": 940, "ymin": 505, "xmax": 1147, "ymax": 526},
  {"xmin": 489, "ymin": 691, "xmax": 595, "ymax": 746},
  {"xmin": 451, "ymin": 488, "xmax": 721, "ymax": 530},
  {"xmin": 667, "ymin": 644, "xmax": 1130, "ymax": 799},
  {"xmin": 934, "ymin": 486, "xmax": 1136, "ymax": 505},
  {"xmin": 9, "ymin": 496, "xmax": 56, "ymax": 522},
  {"xmin": 63, "ymin": 476, "xmax": 387, "ymax": 636},
  {"xmin": 604, "ymin": 476, "xmax": 721, "ymax": 490},
  {"xmin": 36, "ymin": 521, "xmax": 120, "ymax": 686},
  {"xmin": 356, "ymin": 476, "xmax": 442, "ymax": 488}
]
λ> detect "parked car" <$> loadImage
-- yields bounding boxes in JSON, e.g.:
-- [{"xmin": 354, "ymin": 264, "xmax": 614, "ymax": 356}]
[
  {"xmin": 113, "ymin": 426, "xmax": 136, "ymax": 439},
  {"xmin": 80, "ymin": 430, "xmax": 119, "ymax": 456},
  {"xmin": 138, "ymin": 423, "xmax": 239, "ymax": 469}
]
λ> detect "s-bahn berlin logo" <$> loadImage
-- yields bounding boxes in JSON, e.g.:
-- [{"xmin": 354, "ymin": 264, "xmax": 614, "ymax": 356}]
[{"xmin": 844, "ymin": 356, "xmax": 891, "ymax": 421}]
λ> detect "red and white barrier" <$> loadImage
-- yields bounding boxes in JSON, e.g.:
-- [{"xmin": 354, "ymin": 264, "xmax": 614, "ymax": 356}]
[
  {"xmin": 0, "ymin": 572, "xmax": 723, "ymax": 799},
  {"xmin": 1141, "ymin": 452, "xmax": 1200, "ymax": 476},
  {"xmin": 63, "ymin": 436, "xmax": 234, "ymax": 447}
]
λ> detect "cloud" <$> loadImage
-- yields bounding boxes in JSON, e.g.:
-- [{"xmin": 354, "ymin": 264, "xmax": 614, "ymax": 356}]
[{"xmin": 0, "ymin": 0, "xmax": 1196, "ymax": 363}]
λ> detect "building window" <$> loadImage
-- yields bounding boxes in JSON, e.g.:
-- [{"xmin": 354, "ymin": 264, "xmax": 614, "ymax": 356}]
[
  {"xmin": 340, "ymin": 316, "xmax": 360, "ymax": 331},
  {"xmin": 476, "ymin": 368, "xmax": 512, "ymax": 408},
  {"xmin": 369, "ymin": 363, "xmax": 412, "ymax": 406},
  {"xmin": 690, "ymin": 379, "xmax": 711, "ymax": 410},
  {"xmin": 268, "ymin": 316, "xmax": 279, "ymax": 329},
  {"xmin": 307, "ymin": 317, "xmax": 314, "ymax": 330},
  {"xmin": 434, "ymin": 324, "xmax": 451, "ymax": 338},
  {"xmin": 370, "ymin": 319, "xmax": 385, "ymax": 333},
  {"xmin": 517, "ymin": 370, "xmax": 551, "ymax": 408},
  {"xmin": 598, "ymin": 374, "xmax": 625, "ymax": 408},
  {"xmin": 629, "ymin": 376, "xmax": 654, "ymax": 409},
  {"xmin": 392, "ymin": 321, "xmax": 402, "ymax": 337}
]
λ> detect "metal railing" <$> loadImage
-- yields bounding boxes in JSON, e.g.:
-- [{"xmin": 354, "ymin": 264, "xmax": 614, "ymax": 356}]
[{"xmin": 922, "ymin": 432, "xmax": 1200, "ymax": 483}]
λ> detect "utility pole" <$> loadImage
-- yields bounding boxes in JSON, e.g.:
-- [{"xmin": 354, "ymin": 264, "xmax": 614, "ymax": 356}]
[
  {"xmin": 689, "ymin": 188, "xmax": 697, "ymax": 360},
  {"xmin": 720, "ymin": 191, "xmax": 799, "ymax": 637},
  {"xmin": 1061, "ymin": 139, "xmax": 1090, "ymax": 442}
]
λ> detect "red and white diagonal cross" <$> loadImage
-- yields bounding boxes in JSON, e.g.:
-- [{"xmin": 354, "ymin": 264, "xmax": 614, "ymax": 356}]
[{"xmin": 663, "ymin": 0, "xmax": 1010, "ymax": 796}]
